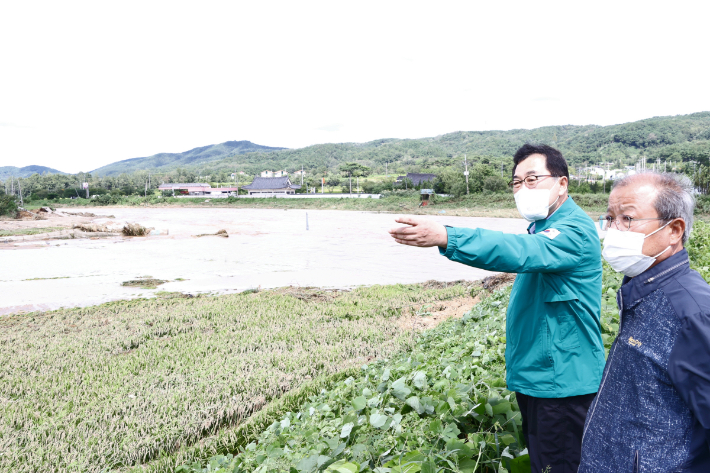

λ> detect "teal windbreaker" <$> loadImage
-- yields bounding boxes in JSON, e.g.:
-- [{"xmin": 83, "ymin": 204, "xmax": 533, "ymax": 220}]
[{"xmin": 440, "ymin": 197, "xmax": 605, "ymax": 398}]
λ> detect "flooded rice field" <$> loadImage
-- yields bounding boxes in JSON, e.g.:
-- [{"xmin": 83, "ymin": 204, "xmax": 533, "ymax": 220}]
[{"xmin": 0, "ymin": 208, "xmax": 529, "ymax": 315}]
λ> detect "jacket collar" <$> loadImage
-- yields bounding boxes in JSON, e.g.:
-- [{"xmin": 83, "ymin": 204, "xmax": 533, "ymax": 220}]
[
  {"xmin": 619, "ymin": 248, "xmax": 691, "ymax": 309},
  {"xmin": 527, "ymin": 196, "xmax": 578, "ymax": 234}
]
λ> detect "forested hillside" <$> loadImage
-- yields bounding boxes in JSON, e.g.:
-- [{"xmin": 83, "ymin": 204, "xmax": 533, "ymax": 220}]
[
  {"xmin": 91, "ymin": 140, "xmax": 287, "ymax": 176},
  {"xmin": 0, "ymin": 165, "xmax": 65, "ymax": 179},
  {"xmin": 3, "ymin": 112, "xmax": 710, "ymax": 200},
  {"xmin": 203, "ymin": 112, "xmax": 710, "ymax": 176}
]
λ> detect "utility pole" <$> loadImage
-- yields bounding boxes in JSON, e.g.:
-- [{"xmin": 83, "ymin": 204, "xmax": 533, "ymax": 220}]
[
  {"xmin": 18, "ymin": 179, "xmax": 23, "ymax": 206},
  {"xmin": 463, "ymin": 154, "xmax": 470, "ymax": 195},
  {"xmin": 385, "ymin": 162, "xmax": 388, "ymax": 178},
  {"xmin": 301, "ymin": 165, "xmax": 304, "ymax": 186}
]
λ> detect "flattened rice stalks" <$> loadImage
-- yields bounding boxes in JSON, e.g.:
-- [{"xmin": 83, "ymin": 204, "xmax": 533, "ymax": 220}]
[{"xmin": 122, "ymin": 223, "xmax": 151, "ymax": 236}]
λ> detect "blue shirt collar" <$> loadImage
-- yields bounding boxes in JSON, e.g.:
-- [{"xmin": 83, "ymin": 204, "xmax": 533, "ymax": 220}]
[{"xmin": 619, "ymin": 248, "xmax": 691, "ymax": 308}]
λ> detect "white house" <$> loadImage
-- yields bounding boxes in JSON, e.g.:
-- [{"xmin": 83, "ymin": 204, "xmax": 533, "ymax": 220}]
[{"xmin": 260, "ymin": 170, "xmax": 289, "ymax": 178}]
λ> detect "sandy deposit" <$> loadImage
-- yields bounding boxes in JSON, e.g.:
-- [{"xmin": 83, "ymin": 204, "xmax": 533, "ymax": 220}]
[{"xmin": 0, "ymin": 207, "xmax": 529, "ymax": 315}]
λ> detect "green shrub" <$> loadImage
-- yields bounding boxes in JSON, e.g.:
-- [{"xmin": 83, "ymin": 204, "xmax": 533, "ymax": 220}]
[
  {"xmin": 483, "ymin": 175, "xmax": 508, "ymax": 193},
  {"xmin": 688, "ymin": 220, "xmax": 710, "ymax": 281},
  {"xmin": 0, "ymin": 194, "xmax": 18, "ymax": 216}
]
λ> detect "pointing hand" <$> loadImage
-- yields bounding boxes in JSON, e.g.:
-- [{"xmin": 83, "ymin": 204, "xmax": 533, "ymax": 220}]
[{"xmin": 389, "ymin": 216, "xmax": 448, "ymax": 248}]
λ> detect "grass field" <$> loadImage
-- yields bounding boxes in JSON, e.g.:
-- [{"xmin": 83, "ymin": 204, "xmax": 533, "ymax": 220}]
[
  {"xmin": 0, "ymin": 283, "xmax": 474, "ymax": 472},
  {"xmin": 0, "ymin": 226, "xmax": 65, "ymax": 237}
]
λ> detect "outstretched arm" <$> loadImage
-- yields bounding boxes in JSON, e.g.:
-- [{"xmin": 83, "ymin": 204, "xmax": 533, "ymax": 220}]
[{"xmin": 389, "ymin": 216, "xmax": 449, "ymax": 248}]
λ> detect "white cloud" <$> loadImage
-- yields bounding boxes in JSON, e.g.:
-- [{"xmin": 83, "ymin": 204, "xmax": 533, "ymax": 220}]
[{"xmin": 0, "ymin": 0, "xmax": 709, "ymax": 173}]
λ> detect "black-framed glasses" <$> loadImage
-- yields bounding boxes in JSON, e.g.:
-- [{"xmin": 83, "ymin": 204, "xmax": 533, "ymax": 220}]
[
  {"xmin": 507, "ymin": 174, "xmax": 556, "ymax": 189},
  {"xmin": 598, "ymin": 215, "xmax": 671, "ymax": 231}
]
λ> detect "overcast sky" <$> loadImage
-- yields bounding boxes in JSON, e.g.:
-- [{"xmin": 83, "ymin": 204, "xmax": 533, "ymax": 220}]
[{"xmin": 1, "ymin": 1, "xmax": 708, "ymax": 173}]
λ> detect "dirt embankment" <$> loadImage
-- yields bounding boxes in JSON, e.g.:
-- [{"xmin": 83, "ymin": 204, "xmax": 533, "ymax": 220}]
[
  {"xmin": 0, "ymin": 207, "xmax": 119, "ymax": 244},
  {"xmin": 400, "ymin": 273, "xmax": 517, "ymax": 331}
]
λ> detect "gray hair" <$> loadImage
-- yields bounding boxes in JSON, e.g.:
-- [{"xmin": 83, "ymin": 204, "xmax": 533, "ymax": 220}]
[{"xmin": 612, "ymin": 172, "xmax": 695, "ymax": 244}]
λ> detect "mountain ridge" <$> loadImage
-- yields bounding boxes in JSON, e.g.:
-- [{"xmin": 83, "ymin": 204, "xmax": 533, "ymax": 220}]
[
  {"xmin": 0, "ymin": 165, "xmax": 66, "ymax": 179},
  {"xmin": 91, "ymin": 140, "xmax": 287, "ymax": 176}
]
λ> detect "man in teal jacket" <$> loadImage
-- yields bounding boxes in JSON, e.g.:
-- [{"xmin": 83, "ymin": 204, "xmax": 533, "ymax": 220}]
[{"xmin": 389, "ymin": 144, "xmax": 604, "ymax": 472}]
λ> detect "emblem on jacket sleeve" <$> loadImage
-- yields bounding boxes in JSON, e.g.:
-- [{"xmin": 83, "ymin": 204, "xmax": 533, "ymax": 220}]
[
  {"xmin": 628, "ymin": 337, "xmax": 643, "ymax": 347},
  {"xmin": 540, "ymin": 228, "xmax": 560, "ymax": 240}
]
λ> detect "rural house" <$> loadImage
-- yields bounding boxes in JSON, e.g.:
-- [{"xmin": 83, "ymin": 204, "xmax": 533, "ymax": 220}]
[
  {"xmin": 405, "ymin": 173, "xmax": 437, "ymax": 186},
  {"xmin": 158, "ymin": 183, "xmax": 239, "ymax": 196},
  {"xmin": 395, "ymin": 173, "xmax": 437, "ymax": 186},
  {"xmin": 260, "ymin": 170, "xmax": 289, "ymax": 178},
  {"xmin": 158, "ymin": 183, "xmax": 212, "ymax": 195},
  {"xmin": 241, "ymin": 176, "xmax": 301, "ymax": 195}
]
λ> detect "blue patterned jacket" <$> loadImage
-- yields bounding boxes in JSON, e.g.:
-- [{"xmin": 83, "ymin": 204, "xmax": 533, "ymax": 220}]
[{"xmin": 579, "ymin": 249, "xmax": 710, "ymax": 472}]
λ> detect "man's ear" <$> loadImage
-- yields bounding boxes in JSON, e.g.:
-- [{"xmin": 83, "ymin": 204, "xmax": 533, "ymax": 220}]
[
  {"xmin": 669, "ymin": 218, "xmax": 686, "ymax": 246},
  {"xmin": 558, "ymin": 176, "xmax": 569, "ymax": 195}
]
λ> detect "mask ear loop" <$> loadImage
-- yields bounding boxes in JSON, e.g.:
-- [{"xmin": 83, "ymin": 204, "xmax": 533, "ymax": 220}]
[
  {"xmin": 643, "ymin": 219, "xmax": 672, "ymax": 239},
  {"xmin": 652, "ymin": 246, "xmax": 671, "ymax": 259},
  {"xmin": 547, "ymin": 178, "xmax": 561, "ymax": 210},
  {"xmin": 645, "ymin": 219, "xmax": 674, "ymax": 259}
]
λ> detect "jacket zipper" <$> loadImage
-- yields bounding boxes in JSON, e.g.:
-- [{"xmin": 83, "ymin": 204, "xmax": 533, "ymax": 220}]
[
  {"xmin": 581, "ymin": 290, "xmax": 624, "ymax": 444},
  {"xmin": 644, "ymin": 258, "xmax": 689, "ymax": 284},
  {"xmin": 634, "ymin": 450, "xmax": 640, "ymax": 473}
]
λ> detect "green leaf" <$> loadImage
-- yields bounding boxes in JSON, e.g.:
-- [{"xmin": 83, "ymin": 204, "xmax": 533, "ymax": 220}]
[
  {"xmin": 441, "ymin": 423, "xmax": 461, "ymax": 442},
  {"xmin": 296, "ymin": 454, "xmax": 319, "ymax": 472},
  {"xmin": 369, "ymin": 412, "xmax": 388, "ymax": 429},
  {"xmin": 381, "ymin": 368, "xmax": 391, "ymax": 381},
  {"xmin": 457, "ymin": 458, "xmax": 479, "ymax": 473},
  {"xmin": 506, "ymin": 454, "xmax": 531, "ymax": 473},
  {"xmin": 391, "ymin": 377, "xmax": 411, "ymax": 400},
  {"xmin": 491, "ymin": 401, "xmax": 511, "ymax": 415},
  {"xmin": 428, "ymin": 419, "xmax": 443, "ymax": 435},
  {"xmin": 340, "ymin": 422, "xmax": 354, "ymax": 438},
  {"xmin": 420, "ymin": 460, "xmax": 436, "ymax": 473},
  {"xmin": 325, "ymin": 460, "xmax": 361, "ymax": 473},
  {"xmin": 405, "ymin": 396, "xmax": 425, "ymax": 415},
  {"xmin": 385, "ymin": 450, "xmax": 426, "ymax": 469},
  {"xmin": 351, "ymin": 396, "xmax": 366, "ymax": 411},
  {"xmin": 412, "ymin": 371, "xmax": 427, "ymax": 389}
]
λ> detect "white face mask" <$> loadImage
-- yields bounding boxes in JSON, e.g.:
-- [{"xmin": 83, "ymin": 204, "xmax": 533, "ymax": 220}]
[
  {"xmin": 602, "ymin": 222, "xmax": 671, "ymax": 278},
  {"xmin": 514, "ymin": 178, "xmax": 561, "ymax": 222}
]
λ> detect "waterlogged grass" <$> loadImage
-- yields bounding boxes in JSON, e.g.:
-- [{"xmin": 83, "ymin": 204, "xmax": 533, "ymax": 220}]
[
  {"xmin": 0, "ymin": 226, "xmax": 65, "ymax": 237},
  {"xmin": 0, "ymin": 283, "xmax": 470, "ymax": 472}
]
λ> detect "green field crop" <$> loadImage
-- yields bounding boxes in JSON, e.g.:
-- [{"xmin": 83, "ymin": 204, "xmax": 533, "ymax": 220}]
[
  {"xmin": 0, "ymin": 284, "xmax": 473, "ymax": 472},
  {"xmin": 177, "ymin": 285, "xmax": 523, "ymax": 473}
]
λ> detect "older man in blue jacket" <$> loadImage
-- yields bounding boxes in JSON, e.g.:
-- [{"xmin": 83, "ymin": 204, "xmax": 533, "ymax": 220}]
[{"xmin": 579, "ymin": 172, "xmax": 710, "ymax": 472}]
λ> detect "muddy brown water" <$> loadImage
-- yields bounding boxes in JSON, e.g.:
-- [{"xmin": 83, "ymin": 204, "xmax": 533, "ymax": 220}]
[{"xmin": 0, "ymin": 208, "xmax": 529, "ymax": 315}]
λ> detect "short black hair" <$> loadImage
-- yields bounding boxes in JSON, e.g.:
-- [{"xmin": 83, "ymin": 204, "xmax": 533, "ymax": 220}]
[{"xmin": 512, "ymin": 143, "xmax": 569, "ymax": 179}]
